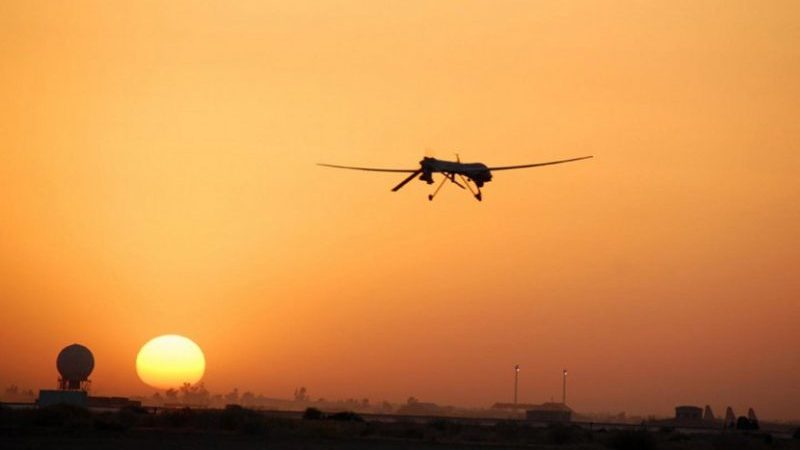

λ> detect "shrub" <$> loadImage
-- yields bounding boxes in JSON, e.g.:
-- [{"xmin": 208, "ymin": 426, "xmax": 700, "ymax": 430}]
[
  {"xmin": 736, "ymin": 417, "xmax": 748, "ymax": 430},
  {"xmin": 794, "ymin": 428, "xmax": 800, "ymax": 439},
  {"xmin": 302, "ymin": 407, "xmax": 325, "ymax": 420}
]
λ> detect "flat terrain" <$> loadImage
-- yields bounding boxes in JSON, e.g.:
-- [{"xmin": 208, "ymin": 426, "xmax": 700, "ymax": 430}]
[{"xmin": 1, "ymin": 406, "xmax": 798, "ymax": 450}]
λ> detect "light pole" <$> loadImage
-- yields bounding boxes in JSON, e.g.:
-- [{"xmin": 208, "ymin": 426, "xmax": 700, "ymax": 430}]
[
  {"xmin": 562, "ymin": 369, "xmax": 568, "ymax": 405},
  {"xmin": 514, "ymin": 365, "xmax": 520, "ymax": 406}
]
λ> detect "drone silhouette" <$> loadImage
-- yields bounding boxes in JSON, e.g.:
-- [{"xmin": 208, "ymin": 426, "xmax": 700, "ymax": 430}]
[{"xmin": 319, "ymin": 154, "xmax": 593, "ymax": 201}]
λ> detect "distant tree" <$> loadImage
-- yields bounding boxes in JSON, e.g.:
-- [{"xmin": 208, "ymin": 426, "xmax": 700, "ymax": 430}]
[
  {"xmin": 294, "ymin": 387, "xmax": 308, "ymax": 402},
  {"xmin": 303, "ymin": 407, "xmax": 324, "ymax": 420},
  {"xmin": 241, "ymin": 391, "xmax": 255, "ymax": 406},
  {"xmin": 407, "ymin": 396, "xmax": 418, "ymax": 405},
  {"xmin": 4, "ymin": 385, "xmax": 19, "ymax": 396},
  {"xmin": 179, "ymin": 382, "xmax": 209, "ymax": 405},
  {"xmin": 165, "ymin": 388, "xmax": 178, "ymax": 400},
  {"xmin": 224, "ymin": 388, "xmax": 239, "ymax": 404},
  {"xmin": 362, "ymin": 398, "xmax": 369, "ymax": 407}
]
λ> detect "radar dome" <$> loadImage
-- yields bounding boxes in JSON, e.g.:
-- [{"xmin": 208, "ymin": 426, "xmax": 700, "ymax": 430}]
[{"xmin": 57, "ymin": 344, "xmax": 94, "ymax": 381}]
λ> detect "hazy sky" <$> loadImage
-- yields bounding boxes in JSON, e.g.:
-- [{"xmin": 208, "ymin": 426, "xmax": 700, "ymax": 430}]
[{"xmin": 1, "ymin": 1, "xmax": 798, "ymax": 420}]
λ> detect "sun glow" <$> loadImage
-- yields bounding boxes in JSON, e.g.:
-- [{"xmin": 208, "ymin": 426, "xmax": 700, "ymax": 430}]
[{"xmin": 136, "ymin": 335, "xmax": 205, "ymax": 390}]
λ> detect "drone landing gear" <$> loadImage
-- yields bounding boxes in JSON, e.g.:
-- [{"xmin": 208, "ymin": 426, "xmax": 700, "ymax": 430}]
[
  {"xmin": 458, "ymin": 174, "xmax": 482, "ymax": 201},
  {"xmin": 428, "ymin": 173, "xmax": 452, "ymax": 201},
  {"xmin": 427, "ymin": 173, "xmax": 482, "ymax": 201}
]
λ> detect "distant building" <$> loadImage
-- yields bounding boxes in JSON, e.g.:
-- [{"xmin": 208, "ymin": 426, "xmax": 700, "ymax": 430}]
[
  {"xmin": 38, "ymin": 344, "xmax": 140, "ymax": 411},
  {"xmin": 525, "ymin": 402, "xmax": 572, "ymax": 423},
  {"xmin": 38, "ymin": 390, "xmax": 88, "ymax": 408},
  {"xmin": 397, "ymin": 401, "xmax": 442, "ymax": 416},
  {"xmin": 88, "ymin": 396, "xmax": 141, "ymax": 410},
  {"xmin": 675, "ymin": 405, "xmax": 703, "ymax": 422},
  {"xmin": 492, "ymin": 402, "xmax": 543, "ymax": 412},
  {"xmin": 37, "ymin": 390, "xmax": 141, "ymax": 410}
]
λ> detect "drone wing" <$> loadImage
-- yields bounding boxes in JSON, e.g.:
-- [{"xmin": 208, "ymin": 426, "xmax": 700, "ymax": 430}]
[
  {"xmin": 486, "ymin": 155, "xmax": 593, "ymax": 171},
  {"xmin": 317, "ymin": 163, "xmax": 418, "ymax": 173}
]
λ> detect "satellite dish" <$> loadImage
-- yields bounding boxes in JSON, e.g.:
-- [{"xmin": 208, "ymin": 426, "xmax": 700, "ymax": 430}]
[{"xmin": 56, "ymin": 344, "xmax": 94, "ymax": 390}]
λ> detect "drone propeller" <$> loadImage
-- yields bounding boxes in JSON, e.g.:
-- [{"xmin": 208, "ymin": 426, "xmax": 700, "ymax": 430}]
[{"xmin": 391, "ymin": 169, "xmax": 422, "ymax": 192}]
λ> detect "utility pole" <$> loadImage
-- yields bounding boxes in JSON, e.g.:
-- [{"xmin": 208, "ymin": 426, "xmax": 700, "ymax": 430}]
[
  {"xmin": 514, "ymin": 365, "xmax": 520, "ymax": 406},
  {"xmin": 562, "ymin": 369, "xmax": 568, "ymax": 405}
]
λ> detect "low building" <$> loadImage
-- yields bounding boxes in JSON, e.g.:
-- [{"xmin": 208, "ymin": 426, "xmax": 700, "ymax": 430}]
[
  {"xmin": 38, "ymin": 389, "xmax": 88, "ymax": 408},
  {"xmin": 492, "ymin": 402, "xmax": 543, "ymax": 412},
  {"xmin": 397, "ymin": 401, "xmax": 442, "ymax": 416},
  {"xmin": 675, "ymin": 405, "xmax": 703, "ymax": 422},
  {"xmin": 88, "ymin": 396, "xmax": 142, "ymax": 410},
  {"xmin": 526, "ymin": 402, "xmax": 572, "ymax": 423}
]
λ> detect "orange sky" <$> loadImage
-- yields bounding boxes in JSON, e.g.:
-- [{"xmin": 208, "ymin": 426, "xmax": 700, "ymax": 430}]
[{"xmin": 1, "ymin": 1, "xmax": 798, "ymax": 420}]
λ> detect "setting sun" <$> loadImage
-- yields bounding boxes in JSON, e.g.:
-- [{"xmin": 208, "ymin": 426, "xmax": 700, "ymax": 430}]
[{"xmin": 136, "ymin": 335, "xmax": 205, "ymax": 390}]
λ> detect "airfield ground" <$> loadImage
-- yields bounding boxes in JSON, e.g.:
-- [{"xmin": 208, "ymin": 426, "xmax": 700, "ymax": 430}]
[{"xmin": 1, "ymin": 405, "xmax": 798, "ymax": 450}]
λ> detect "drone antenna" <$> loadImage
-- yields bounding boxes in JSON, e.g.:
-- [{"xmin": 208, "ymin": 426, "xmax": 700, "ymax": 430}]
[{"xmin": 455, "ymin": 152, "xmax": 460, "ymax": 163}]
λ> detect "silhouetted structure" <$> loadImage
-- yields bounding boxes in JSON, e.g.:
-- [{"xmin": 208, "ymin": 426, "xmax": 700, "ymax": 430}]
[
  {"xmin": 56, "ymin": 344, "xmax": 94, "ymax": 391},
  {"xmin": 492, "ymin": 402, "xmax": 541, "ymax": 412},
  {"xmin": 525, "ymin": 402, "xmax": 572, "ymax": 423},
  {"xmin": 38, "ymin": 343, "xmax": 138, "ymax": 410},
  {"xmin": 703, "ymin": 405, "xmax": 715, "ymax": 421},
  {"xmin": 87, "ymin": 396, "xmax": 141, "ymax": 409},
  {"xmin": 736, "ymin": 415, "xmax": 759, "ymax": 430},
  {"xmin": 674, "ymin": 405, "xmax": 702, "ymax": 423},
  {"xmin": 397, "ymin": 399, "xmax": 442, "ymax": 415},
  {"xmin": 747, "ymin": 408, "xmax": 759, "ymax": 429},
  {"xmin": 39, "ymin": 344, "xmax": 94, "ymax": 407},
  {"xmin": 724, "ymin": 406, "xmax": 736, "ymax": 429},
  {"xmin": 38, "ymin": 390, "xmax": 87, "ymax": 408}
]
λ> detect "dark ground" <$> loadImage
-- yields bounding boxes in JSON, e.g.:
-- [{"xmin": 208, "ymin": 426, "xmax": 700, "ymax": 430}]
[{"xmin": 1, "ymin": 405, "xmax": 798, "ymax": 450}]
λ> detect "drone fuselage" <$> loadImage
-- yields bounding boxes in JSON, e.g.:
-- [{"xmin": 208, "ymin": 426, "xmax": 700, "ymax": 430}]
[{"xmin": 419, "ymin": 157, "xmax": 492, "ymax": 187}]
